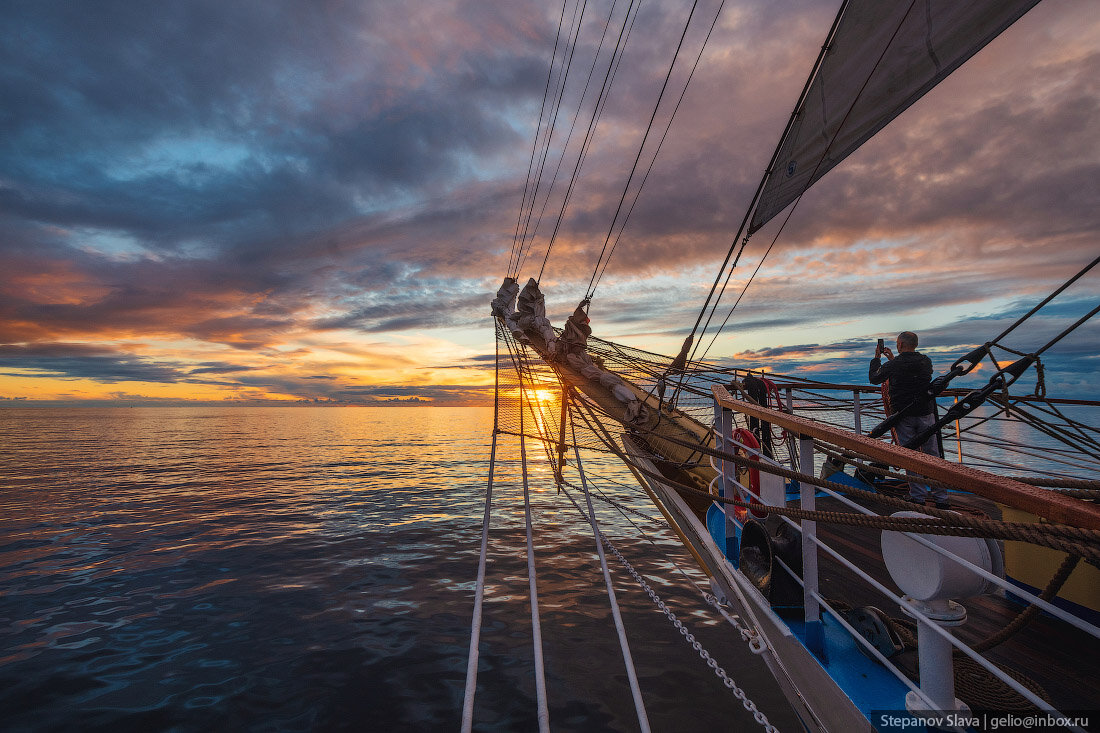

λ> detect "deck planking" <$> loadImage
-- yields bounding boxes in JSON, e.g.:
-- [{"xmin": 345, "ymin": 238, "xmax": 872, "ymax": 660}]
[{"xmin": 808, "ymin": 489, "xmax": 1100, "ymax": 712}]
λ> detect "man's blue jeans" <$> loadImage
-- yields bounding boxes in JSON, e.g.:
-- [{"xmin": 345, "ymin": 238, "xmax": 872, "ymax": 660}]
[{"xmin": 893, "ymin": 412, "xmax": 946, "ymax": 503}]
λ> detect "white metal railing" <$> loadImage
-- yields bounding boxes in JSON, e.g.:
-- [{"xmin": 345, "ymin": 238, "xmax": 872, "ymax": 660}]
[
  {"xmin": 709, "ymin": 432, "xmax": 1100, "ymax": 638},
  {"xmin": 709, "ymin": 392, "xmax": 1096, "ymax": 731}
]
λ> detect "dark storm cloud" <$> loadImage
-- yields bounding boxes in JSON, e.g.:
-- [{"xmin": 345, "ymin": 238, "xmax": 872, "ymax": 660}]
[
  {"xmin": 0, "ymin": 343, "xmax": 191, "ymax": 383},
  {"xmin": 0, "ymin": 343, "xmax": 280, "ymax": 387},
  {"xmin": 0, "ymin": 0, "xmax": 544, "ymax": 256},
  {"xmin": 312, "ymin": 285, "xmax": 491, "ymax": 334},
  {"xmin": 433, "ymin": 354, "xmax": 499, "ymax": 369},
  {"xmin": 1, "ymin": 0, "xmax": 1097, "ymax": 402},
  {"xmin": 186, "ymin": 363, "xmax": 261, "ymax": 375},
  {"xmin": 0, "ymin": 255, "xmax": 296, "ymax": 346}
]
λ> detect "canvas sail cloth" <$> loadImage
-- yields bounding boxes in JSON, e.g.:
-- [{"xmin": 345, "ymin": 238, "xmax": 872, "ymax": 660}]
[{"xmin": 749, "ymin": 0, "xmax": 1040, "ymax": 234}]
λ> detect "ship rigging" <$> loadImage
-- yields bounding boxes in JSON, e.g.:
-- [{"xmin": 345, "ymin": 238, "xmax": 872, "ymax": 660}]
[{"xmin": 465, "ymin": 0, "xmax": 1100, "ymax": 730}]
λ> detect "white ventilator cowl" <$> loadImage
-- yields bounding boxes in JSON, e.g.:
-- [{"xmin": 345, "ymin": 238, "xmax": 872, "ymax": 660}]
[{"xmin": 881, "ymin": 511, "xmax": 1003, "ymax": 601}]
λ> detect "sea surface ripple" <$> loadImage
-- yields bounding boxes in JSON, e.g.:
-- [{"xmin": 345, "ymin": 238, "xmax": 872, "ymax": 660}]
[{"xmin": 0, "ymin": 406, "xmax": 795, "ymax": 731}]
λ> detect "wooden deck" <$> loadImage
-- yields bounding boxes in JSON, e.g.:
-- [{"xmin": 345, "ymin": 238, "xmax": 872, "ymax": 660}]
[{"xmin": 812, "ymin": 488, "xmax": 1100, "ymax": 712}]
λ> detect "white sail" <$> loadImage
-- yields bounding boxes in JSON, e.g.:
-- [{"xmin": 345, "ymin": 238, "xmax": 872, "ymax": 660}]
[{"xmin": 749, "ymin": 0, "xmax": 1040, "ymax": 234}]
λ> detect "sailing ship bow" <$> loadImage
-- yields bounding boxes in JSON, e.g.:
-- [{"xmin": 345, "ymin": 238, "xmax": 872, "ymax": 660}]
[{"xmin": 748, "ymin": 0, "xmax": 1042, "ymax": 234}]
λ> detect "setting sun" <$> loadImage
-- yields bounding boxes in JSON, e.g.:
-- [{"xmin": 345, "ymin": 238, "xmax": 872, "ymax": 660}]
[{"xmin": 533, "ymin": 389, "xmax": 557, "ymax": 403}]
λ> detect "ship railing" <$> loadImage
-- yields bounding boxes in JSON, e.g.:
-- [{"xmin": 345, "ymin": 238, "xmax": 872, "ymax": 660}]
[
  {"xmin": 759, "ymin": 380, "xmax": 1100, "ymax": 480},
  {"xmin": 709, "ymin": 384, "xmax": 1099, "ymax": 726},
  {"xmin": 648, "ymin": 362, "xmax": 1100, "ymax": 480}
]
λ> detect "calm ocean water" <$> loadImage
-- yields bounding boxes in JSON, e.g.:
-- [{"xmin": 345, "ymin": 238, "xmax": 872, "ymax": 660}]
[{"xmin": 0, "ymin": 406, "xmax": 798, "ymax": 732}]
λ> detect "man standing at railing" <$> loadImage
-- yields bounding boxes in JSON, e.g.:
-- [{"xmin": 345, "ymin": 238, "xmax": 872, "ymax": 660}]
[{"xmin": 869, "ymin": 331, "xmax": 950, "ymax": 509}]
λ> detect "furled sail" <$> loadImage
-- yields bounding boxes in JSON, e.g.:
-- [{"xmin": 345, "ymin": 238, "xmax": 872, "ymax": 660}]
[{"xmin": 748, "ymin": 0, "xmax": 1040, "ymax": 234}]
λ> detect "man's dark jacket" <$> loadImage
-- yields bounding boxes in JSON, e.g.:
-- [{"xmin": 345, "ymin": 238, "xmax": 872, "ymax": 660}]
[{"xmin": 869, "ymin": 351, "xmax": 934, "ymax": 417}]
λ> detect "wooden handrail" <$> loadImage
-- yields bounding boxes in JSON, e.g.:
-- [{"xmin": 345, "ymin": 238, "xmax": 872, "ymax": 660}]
[
  {"xmin": 761, "ymin": 381, "xmax": 1100, "ymax": 407},
  {"xmin": 712, "ymin": 385, "xmax": 1100, "ymax": 530}
]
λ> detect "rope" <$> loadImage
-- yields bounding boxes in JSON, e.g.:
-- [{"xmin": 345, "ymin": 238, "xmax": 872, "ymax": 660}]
[
  {"xmin": 586, "ymin": 0, "xmax": 701, "ymax": 295},
  {"xmin": 638, "ymin": 430, "xmax": 1100, "ymax": 563},
  {"xmin": 972, "ymin": 553, "xmax": 1081, "ymax": 653},
  {"xmin": 583, "ymin": 389, "xmax": 1078, "ymax": 716},
  {"xmin": 952, "ymin": 654, "xmax": 1052, "ymax": 711},
  {"xmin": 461, "ymin": 331, "xmax": 503, "ymax": 733},
  {"xmin": 706, "ymin": 466, "xmax": 1100, "ymax": 564},
  {"xmin": 570, "ymin": 416, "xmax": 652, "ymax": 732},
  {"xmin": 1023, "ymin": 398, "xmax": 1100, "ymax": 453},
  {"xmin": 884, "ymin": 617, "xmax": 1054, "ymax": 712},
  {"xmin": 589, "ymin": 0, "xmax": 726, "ymax": 299},
  {"xmin": 509, "ymin": 0, "xmax": 572, "ymax": 276},
  {"xmin": 536, "ymin": 0, "xmax": 641, "ymax": 281},
  {"xmin": 516, "ymin": 0, "xmax": 612, "ymax": 277},
  {"xmin": 693, "ymin": 0, "xmax": 920, "ymax": 365},
  {"xmin": 554, "ymin": 474, "xmax": 779, "ymax": 731},
  {"xmin": 626, "ymin": 410, "xmax": 1100, "ymax": 537},
  {"xmin": 1001, "ymin": 399, "xmax": 1100, "ymax": 465},
  {"xmin": 696, "ymin": 236, "xmax": 778, "ymax": 362},
  {"xmin": 670, "ymin": 0, "xmax": 855, "ymax": 375},
  {"xmin": 601, "ymin": 528, "xmax": 779, "ymax": 731},
  {"xmin": 567, "ymin": 480, "xmax": 667, "ymax": 525},
  {"xmin": 518, "ymin": 377, "xmax": 551, "ymax": 732},
  {"xmin": 820, "ymin": 438, "xmax": 1100, "ymax": 494},
  {"xmin": 985, "ymin": 253, "xmax": 1100, "ymax": 348},
  {"xmin": 554, "ymin": 398, "xmax": 1100, "ymax": 562}
]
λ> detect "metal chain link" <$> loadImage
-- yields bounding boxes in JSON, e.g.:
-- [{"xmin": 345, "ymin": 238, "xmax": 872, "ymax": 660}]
[
  {"xmin": 700, "ymin": 591, "xmax": 768, "ymax": 654},
  {"xmin": 600, "ymin": 533, "xmax": 780, "ymax": 733}
]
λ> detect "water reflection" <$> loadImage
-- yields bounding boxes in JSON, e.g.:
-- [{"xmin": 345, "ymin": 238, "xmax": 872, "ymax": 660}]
[{"xmin": 0, "ymin": 406, "xmax": 795, "ymax": 731}]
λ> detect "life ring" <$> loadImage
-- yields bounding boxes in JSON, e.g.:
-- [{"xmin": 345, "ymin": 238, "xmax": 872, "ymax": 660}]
[{"xmin": 732, "ymin": 428, "xmax": 767, "ymax": 519}]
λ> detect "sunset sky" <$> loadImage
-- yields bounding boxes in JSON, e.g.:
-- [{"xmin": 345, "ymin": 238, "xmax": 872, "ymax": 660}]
[{"xmin": 2, "ymin": 0, "xmax": 1097, "ymax": 404}]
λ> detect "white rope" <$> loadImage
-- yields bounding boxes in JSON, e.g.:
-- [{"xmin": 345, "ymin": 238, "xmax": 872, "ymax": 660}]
[
  {"xmin": 556, "ymin": 476, "xmax": 779, "ymax": 731},
  {"xmin": 519, "ymin": 382, "xmax": 551, "ymax": 732},
  {"xmin": 603, "ymin": 539, "xmax": 781, "ymax": 732},
  {"xmin": 461, "ymin": 427, "xmax": 496, "ymax": 733},
  {"xmin": 571, "ymin": 432, "xmax": 652, "ymax": 733},
  {"xmin": 462, "ymin": 332, "xmax": 503, "ymax": 733}
]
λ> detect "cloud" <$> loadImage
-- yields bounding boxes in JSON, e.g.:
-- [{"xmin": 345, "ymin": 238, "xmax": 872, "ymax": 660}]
[
  {"xmin": 0, "ymin": 0, "xmax": 1096, "ymax": 403},
  {"xmin": 186, "ymin": 363, "xmax": 262, "ymax": 375},
  {"xmin": 0, "ymin": 343, "xmax": 194, "ymax": 383},
  {"xmin": 719, "ymin": 297, "xmax": 1100, "ymax": 398}
]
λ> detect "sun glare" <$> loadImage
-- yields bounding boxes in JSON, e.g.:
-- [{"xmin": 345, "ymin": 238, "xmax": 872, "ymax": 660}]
[{"xmin": 533, "ymin": 389, "xmax": 557, "ymax": 402}]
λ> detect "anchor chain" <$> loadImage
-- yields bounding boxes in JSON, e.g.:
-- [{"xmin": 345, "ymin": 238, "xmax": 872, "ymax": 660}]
[
  {"xmin": 701, "ymin": 591, "xmax": 768, "ymax": 655},
  {"xmin": 600, "ymin": 533, "xmax": 780, "ymax": 733}
]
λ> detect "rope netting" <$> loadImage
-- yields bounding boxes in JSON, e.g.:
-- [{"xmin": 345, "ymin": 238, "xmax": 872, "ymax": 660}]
[
  {"xmin": 579, "ymin": 332, "xmax": 1100, "ymax": 481},
  {"xmin": 481, "ymin": 316, "xmax": 1100, "ymax": 728},
  {"xmin": 468, "ymin": 320, "xmax": 785, "ymax": 730}
]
